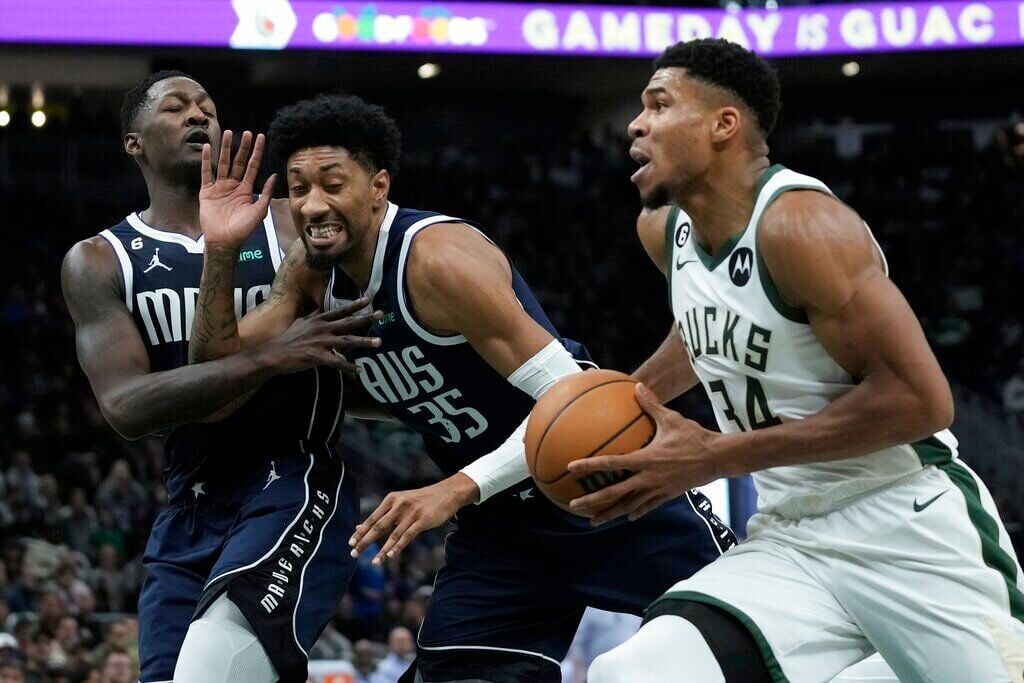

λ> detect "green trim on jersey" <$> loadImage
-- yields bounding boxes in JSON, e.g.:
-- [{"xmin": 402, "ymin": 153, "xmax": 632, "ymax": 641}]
[
  {"xmin": 756, "ymin": 247, "xmax": 809, "ymax": 324},
  {"xmin": 664, "ymin": 205, "xmax": 681, "ymax": 301},
  {"xmin": 693, "ymin": 163, "xmax": 786, "ymax": 271},
  {"xmin": 650, "ymin": 590, "xmax": 789, "ymax": 683},
  {"xmin": 940, "ymin": 462, "xmax": 1024, "ymax": 625},
  {"xmin": 912, "ymin": 435, "xmax": 955, "ymax": 466}
]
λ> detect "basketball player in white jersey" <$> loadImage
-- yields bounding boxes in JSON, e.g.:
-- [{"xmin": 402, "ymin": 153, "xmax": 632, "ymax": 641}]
[{"xmin": 571, "ymin": 39, "xmax": 1024, "ymax": 682}]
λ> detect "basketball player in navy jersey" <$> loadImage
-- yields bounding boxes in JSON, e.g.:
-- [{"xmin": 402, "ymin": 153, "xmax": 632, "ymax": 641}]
[
  {"xmin": 190, "ymin": 94, "xmax": 735, "ymax": 683},
  {"xmin": 62, "ymin": 73, "xmax": 377, "ymax": 682}
]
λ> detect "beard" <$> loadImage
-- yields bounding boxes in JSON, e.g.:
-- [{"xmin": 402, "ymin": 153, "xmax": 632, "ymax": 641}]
[
  {"xmin": 641, "ymin": 183, "xmax": 672, "ymax": 210},
  {"xmin": 304, "ymin": 249, "xmax": 337, "ymax": 272}
]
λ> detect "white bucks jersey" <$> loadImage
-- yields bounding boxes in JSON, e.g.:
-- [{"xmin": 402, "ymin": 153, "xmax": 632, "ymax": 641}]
[{"xmin": 667, "ymin": 165, "xmax": 959, "ymax": 519}]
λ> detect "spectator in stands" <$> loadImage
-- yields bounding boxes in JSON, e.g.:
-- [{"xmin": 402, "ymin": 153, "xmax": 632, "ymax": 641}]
[
  {"xmin": 5, "ymin": 453, "xmax": 42, "ymax": 513},
  {"xmin": 90, "ymin": 620, "xmax": 134, "ymax": 674},
  {"xmin": 57, "ymin": 489, "xmax": 99, "ymax": 558},
  {"xmin": 309, "ymin": 608, "xmax": 354, "ymax": 662},
  {"xmin": 98, "ymin": 649, "xmax": 135, "ymax": 683},
  {"xmin": 54, "ymin": 562, "xmax": 93, "ymax": 618},
  {"xmin": 0, "ymin": 663, "xmax": 24, "ymax": 683},
  {"xmin": 34, "ymin": 588, "xmax": 67, "ymax": 636},
  {"xmin": 94, "ymin": 461, "xmax": 147, "ymax": 536},
  {"xmin": 21, "ymin": 627, "xmax": 54, "ymax": 683},
  {"xmin": 87, "ymin": 546, "xmax": 134, "ymax": 614},
  {"xmin": 371, "ymin": 627, "xmax": 415, "ymax": 683},
  {"xmin": 1002, "ymin": 357, "xmax": 1024, "ymax": 424},
  {"xmin": 351, "ymin": 640, "xmax": 378, "ymax": 683}
]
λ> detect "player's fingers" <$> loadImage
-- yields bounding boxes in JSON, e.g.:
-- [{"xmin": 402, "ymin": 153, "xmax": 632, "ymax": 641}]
[
  {"xmin": 243, "ymin": 133, "xmax": 265, "ymax": 187},
  {"xmin": 231, "ymin": 130, "xmax": 253, "ymax": 180},
  {"xmin": 567, "ymin": 454, "xmax": 621, "ymax": 476},
  {"xmin": 635, "ymin": 383, "xmax": 671, "ymax": 423},
  {"xmin": 326, "ymin": 311, "xmax": 381, "ymax": 333},
  {"xmin": 590, "ymin": 491, "xmax": 645, "ymax": 526},
  {"xmin": 330, "ymin": 335, "xmax": 381, "ymax": 351},
  {"xmin": 350, "ymin": 508, "xmax": 398, "ymax": 557},
  {"xmin": 318, "ymin": 298, "xmax": 371, "ymax": 321},
  {"xmin": 324, "ymin": 350, "xmax": 360, "ymax": 375},
  {"xmin": 376, "ymin": 518, "xmax": 419, "ymax": 564},
  {"xmin": 626, "ymin": 492, "xmax": 665, "ymax": 522},
  {"xmin": 201, "ymin": 143, "xmax": 213, "ymax": 187},
  {"xmin": 350, "ymin": 498, "xmax": 393, "ymax": 547},
  {"xmin": 568, "ymin": 477, "xmax": 635, "ymax": 516},
  {"xmin": 216, "ymin": 130, "xmax": 233, "ymax": 180},
  {"xmin": 257, "ymin": 174, "xmax": 277, "ymax": 209},
  {"xmin": 382, "ymin": 521, "xmax": 423, "ymax": 562}
]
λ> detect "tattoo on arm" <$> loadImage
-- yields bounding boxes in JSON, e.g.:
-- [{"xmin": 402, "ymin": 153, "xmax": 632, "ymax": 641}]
[{"xmin": 190, "ymin": 247, "xmax": 242, "ymax": 363}]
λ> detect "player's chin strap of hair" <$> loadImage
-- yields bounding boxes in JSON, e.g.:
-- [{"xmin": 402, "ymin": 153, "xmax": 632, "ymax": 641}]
[{"xmin": 460, "ymin": 339, "xmax": 584, "ymax": 503}]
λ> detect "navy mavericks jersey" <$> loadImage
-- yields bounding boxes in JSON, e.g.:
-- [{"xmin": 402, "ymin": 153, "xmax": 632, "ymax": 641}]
[
  {"xmin": 99, "ymin": 211, "xmax": 283, "ymax": 371},
  {"xmin": 99, "ymin": 212, "xmax": 344, "ymax": 487},
  {"xmin": 325, "ymin": 203, "xmax": 592, "ymax": 525}
]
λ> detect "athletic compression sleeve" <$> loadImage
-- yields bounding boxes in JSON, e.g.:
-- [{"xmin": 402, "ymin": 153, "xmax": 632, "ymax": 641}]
[{"xmin": 460, "ymin": 340, "xmax": 583, "ymax": 503}]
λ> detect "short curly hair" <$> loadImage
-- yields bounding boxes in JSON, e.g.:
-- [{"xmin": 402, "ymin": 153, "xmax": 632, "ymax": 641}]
[
  {"xmin": 120, "ymin": 69, "xmax": 193, "ymax": 138},
  {"xmin": 268, "ymin": 94, "xmax": 401, "ymax": 176},
  {"xmin": 655, "ymin": 39, "xmax": 781, "ymax": 137}
]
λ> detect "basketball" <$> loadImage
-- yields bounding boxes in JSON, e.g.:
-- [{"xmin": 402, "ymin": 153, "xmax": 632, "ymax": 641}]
[{"xmin": 525, "ymin": 369, "xmax": 655, "ymax": 511}]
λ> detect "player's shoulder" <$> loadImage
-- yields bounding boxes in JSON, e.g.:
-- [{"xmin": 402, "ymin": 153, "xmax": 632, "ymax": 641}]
[
  {"xmin": 407, "ymin": 220, "xmax": 508, "ymax": 292},
  {"xmin": 759, "ymin": 189, "xmax": 864, "ymax": 253},
  {"xmin": 61, "ymin": 236, "xmax": 122, "ymax": 308},
  {"xmin": 636, "ymin": 205, "xmax": 674, "ymax": 273}
]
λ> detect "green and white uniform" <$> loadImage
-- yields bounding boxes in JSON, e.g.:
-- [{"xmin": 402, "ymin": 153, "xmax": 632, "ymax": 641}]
[{"xmin": 652, "ymin": 165, "xmax": 1024, "ymax": 682}]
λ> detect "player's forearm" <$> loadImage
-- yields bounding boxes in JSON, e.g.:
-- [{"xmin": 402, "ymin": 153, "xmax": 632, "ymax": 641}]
[
  {"xmin": 710, "ymin": 375, "xmax": 953, "ymax": 478},
  {"xmin": 101, "ymin": 346, "xmax": 279, "ymax": 439},
  {"xmin": 190, "ymin": 245, "xmax": 243, "ymax": 363},
  {"xmin": 633, "ymin": 329, "xmax": 699, "ymax": 403}
]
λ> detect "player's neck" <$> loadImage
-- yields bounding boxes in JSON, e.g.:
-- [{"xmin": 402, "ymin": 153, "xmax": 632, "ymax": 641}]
[
  {"xmin": 676, "ymin": 157, "xmax": 769, "ymax": 257},
  {"xmin": 140, "ymin": 182, "xmax": 202, "ymax": 239},
  {"xmin": 338, "ymin": 205, "xmax": 387, "ymax": 290}
]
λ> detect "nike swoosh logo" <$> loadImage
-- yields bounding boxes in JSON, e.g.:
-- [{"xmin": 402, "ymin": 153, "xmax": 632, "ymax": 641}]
[
  {"xmin": 676, "ymin": 258, "xmax": 698, "ymax": 270},
  {"xmin": 913, "ymin": 489, "xmax": 948, "ymax": 512}
]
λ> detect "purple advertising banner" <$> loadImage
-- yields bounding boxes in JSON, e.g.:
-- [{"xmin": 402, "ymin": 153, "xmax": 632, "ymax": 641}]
[{"xmin": 1, "ymin": 0, "xmax": 1022, "ymax": 57}]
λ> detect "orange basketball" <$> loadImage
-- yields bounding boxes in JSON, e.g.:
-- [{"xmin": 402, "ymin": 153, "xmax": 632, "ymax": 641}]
[{"xmin": 525, "ymin": 369, "xmax": 654, "ymax": 513}]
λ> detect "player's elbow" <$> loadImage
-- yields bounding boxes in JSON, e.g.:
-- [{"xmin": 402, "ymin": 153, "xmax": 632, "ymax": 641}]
[
  {"xmin": 906, "ymin": 379, "xmax": 955, "ymax": 438},
  {"xmin": 99, "ymin": 394, "xmax": 149, "ymax": 441}
]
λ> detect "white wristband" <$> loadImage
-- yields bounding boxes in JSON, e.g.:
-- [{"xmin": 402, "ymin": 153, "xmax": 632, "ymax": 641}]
[{"xmin": 461, "ymin": 340, "xmax": 584, "ymax": 502}]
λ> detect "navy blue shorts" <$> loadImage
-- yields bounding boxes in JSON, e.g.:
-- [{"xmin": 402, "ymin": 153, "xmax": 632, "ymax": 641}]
[
  {"xmin": 415, "ymin": 488, "xmax": 735, "ymax": 682},
  {"xmin": 137, "ymin": 446, "xmax": 358, "ymax": 683}
]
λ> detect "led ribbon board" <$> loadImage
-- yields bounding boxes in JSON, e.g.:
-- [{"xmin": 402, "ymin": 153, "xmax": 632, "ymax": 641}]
[{"xmin": 1, "ymin": 0, "xmax": 1021, "ymax": 56}]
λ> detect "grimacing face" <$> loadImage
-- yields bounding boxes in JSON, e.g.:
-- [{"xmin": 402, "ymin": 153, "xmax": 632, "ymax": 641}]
[
  {"xmin": 286, "ymin": 146, "xmax": 389, "ymax": 271},
  {"xmin": 127, "ymin": 77, "xmax": 220, "ymax": 187},
  {"xmin": 627, "ymin": 68, "xmax": 717, "ymax": 209}
]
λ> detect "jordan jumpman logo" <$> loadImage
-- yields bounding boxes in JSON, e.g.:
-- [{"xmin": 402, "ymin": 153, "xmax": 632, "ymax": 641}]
[{"xmin": 143, "ymin": 248, "xmax": 173, "ymax": 273}]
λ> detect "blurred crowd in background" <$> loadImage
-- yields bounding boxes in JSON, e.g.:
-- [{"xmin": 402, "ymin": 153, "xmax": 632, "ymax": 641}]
[{"xmin": 0, "ymin": 104, "xmax": 1022, "ymax": 682}]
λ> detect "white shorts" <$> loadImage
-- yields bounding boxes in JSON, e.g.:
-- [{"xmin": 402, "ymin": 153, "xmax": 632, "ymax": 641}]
[{"xmin": 651, "ymin": 462, "xmax": 1024, "ymax": 683}]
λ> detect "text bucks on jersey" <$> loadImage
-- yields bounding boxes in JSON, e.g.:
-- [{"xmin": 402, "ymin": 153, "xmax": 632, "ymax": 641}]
[{"xmin": 667, "ymin": 166, "xmax": 959, "ymax": 520}]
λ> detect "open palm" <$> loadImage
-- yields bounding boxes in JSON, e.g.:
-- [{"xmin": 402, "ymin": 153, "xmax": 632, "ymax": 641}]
[{"xmin": 199, "ymin": 129, "xmax": 277, "ymax": 249}]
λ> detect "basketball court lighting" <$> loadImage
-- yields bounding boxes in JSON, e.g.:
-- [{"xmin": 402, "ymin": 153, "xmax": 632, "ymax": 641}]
[
  {"xmin": 0, "ymin": 111, "xmax": 10, "ymax": 127},
  {"xmin": 31, "ymin": 82, "xmax": 44, "ymax": 109},
  {"xmin": 31, "ymin": 110, "xmax": 46, "ymax": 128},
  {"xmin": 418, "ymin": 63, "xmax": 441, "ymax": 79},
  {"xmin": 0, "ymin": 84, "xmax": 8, "ymax": 108},
  {"xmin": 842, "ymin": 62, "xmax": 861, "ymax": 77}
]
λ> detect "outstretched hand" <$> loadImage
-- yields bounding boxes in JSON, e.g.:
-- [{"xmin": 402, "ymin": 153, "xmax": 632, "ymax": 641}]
[
  {"xmin": 349, "ymin": 473, "xmax": 480, "ymax": 566},
  {"xmin": 199, "ymin": 130, "xmax": 277, "ymax": 249},
  {"xmin": 567, "ymin": 383, "xmax": 722, "ymax": 525}
]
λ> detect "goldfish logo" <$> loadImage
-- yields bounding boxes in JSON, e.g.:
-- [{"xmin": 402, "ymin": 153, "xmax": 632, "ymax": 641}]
[{"xmin": 312, "ymin": 5, "xmax": 489, "ymax": 47}]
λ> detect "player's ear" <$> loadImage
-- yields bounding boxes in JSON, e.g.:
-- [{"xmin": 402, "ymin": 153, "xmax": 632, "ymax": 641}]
[
  {"xmin": 370, "ymin": 169, "xmax": 390, "ymax": 208},
  {"xmin": 124, "ymin": 133, "xmax": 142, "ymax": 158},
  {"xmin": 710, "ymin": 106, "xmax": 741, "ymax": 144}
]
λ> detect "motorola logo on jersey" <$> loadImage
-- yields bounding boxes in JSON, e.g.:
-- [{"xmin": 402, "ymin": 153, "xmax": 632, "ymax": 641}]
[
  {"xmin": 729, "ymin": 248, "xmax": 754, "ymax": 286},
  {"xmin": 135, "ymin": 285, "xmax": 270, "ymax": 346},
  {"xmin": 675, "ymin": 220, "xmax": 691, "ymax": 248}
]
